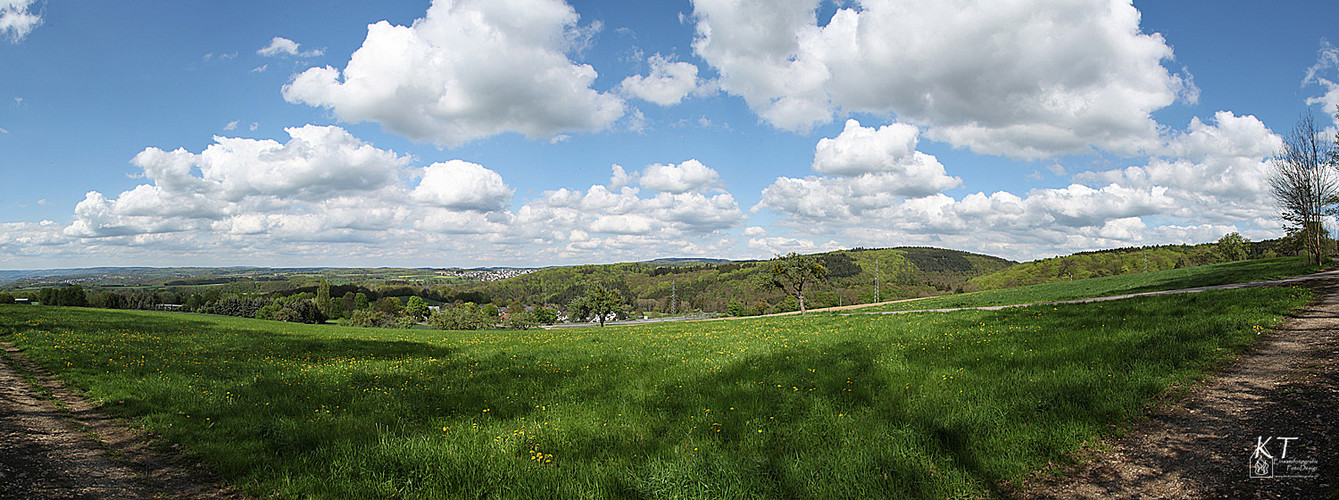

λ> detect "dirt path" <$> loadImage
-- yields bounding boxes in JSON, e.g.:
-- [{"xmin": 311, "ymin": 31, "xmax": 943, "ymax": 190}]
[
  {"xmin": 1021, "ymin": 282, "xmax": 1339, "ymax": 499},
  {"xmin": 0, "ymin": 344, "xmax": 241, "ymax": 500}
]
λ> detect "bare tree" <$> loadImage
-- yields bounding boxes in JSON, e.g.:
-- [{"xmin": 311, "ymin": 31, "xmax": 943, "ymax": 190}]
[{"xmin": 1270, "ymin": 112, "xmax": 1337, "ymax": 265}]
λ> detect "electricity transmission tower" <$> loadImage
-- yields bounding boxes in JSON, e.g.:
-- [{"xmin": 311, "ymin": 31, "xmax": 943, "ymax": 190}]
[
  {"xmin": 874, "ymin": 259, "xmax": 880, "ymax": 303},
  {"xmin": 671, "ymin": 281, "xmax": 677, "ymax": 315}
]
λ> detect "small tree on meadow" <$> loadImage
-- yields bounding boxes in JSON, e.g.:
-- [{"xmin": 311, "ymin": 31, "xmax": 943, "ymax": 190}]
[
  {"xmin": 760, "ymin": 253, "xmax": 827, "ymax": 314},
  {"xmin": 1215, "ymin": 232, "xmax": 1249, "ymax": 261},
  {"xmin": 405, "ymin": 296, "xmax": 429, "ymax": 320},
  {"xmin": 570, "ymin": 284, "xmax": 625, "ymax": 327}
]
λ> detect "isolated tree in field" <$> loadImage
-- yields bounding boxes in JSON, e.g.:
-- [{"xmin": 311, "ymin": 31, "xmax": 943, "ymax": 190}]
[
  {"xmin": 570, "ymin": 284, "xmax": 624, "ymax": 327},
  {"xmin": 404, "ymin": 296, "xmax": 429, "ymax": 320},
  {"xmin": 760, "ymin": 253, "xmax": 827, "ymax": 314},
  {"xmin": 1270, "ymin": 112, "xmax": 1337, "ymax": 265},
  {"xmin": 1215, "ymin": 232, "xmax": 1249, "ymax": 261}
]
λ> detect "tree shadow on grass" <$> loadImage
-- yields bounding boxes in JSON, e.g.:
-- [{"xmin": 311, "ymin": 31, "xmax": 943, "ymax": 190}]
[{"xmin": 640, "ymin": 340, "xmax": 950, "ymax": 498}]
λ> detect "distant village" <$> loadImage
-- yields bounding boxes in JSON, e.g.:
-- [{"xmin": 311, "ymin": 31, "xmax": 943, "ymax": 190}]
[{"xmin": 437, "ymin": 268, "xmax": 537, "ymax": 282}]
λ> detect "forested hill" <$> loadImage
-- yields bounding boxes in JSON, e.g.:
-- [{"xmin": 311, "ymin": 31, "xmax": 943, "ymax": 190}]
[
  {"xmin": 452, "ymin": 247, "xmax": 1014, "ymax": 315},
  {"xmin": 966, "ymin": 238, "xmax": 1292, "ymax": 291}
]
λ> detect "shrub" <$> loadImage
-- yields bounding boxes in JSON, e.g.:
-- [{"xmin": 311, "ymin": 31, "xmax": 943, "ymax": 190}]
[
  {"xmin": 341, "ymin": 309, "xmax": 396, "ymax": 328},
  {"xmin": 503, "ymin": 310, "xmax": 538, "ymax": 330},
  {"xmin": 429, "ymin": 303, "xmax": 495, "ymax": 330}
]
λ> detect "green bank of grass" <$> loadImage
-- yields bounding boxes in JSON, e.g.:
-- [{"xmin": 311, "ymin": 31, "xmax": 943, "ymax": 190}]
[
  {"xmin": 0, "ymin": 285, "xmax": 1314, "ymax": 499},
  {"xmin": 849, "ymin": 256, "xmax": 1321, "ymax": 313}
]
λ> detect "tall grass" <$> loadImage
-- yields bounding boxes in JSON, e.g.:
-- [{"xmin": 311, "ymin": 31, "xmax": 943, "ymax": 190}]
[
  {"xmin": 0, "ymin": 285, "xmax": 1313, "ymax": 498},
  {"xmin": 849, "ymin": 256, "xmax": 1320, "ymax": 313}
]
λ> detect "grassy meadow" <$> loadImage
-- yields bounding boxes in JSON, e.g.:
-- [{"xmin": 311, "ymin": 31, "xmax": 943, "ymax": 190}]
[
  {"xmin": 849, "ymin": 255, "xmax": 1320, "ymax": 314},
  {"xmin": 0, "ymin": 283, "xmax": 1316, "ymax": 499}
]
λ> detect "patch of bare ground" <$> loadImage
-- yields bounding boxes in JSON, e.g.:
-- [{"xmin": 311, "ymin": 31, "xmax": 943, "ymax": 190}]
[
  {"xmin": 1016, "ymin": 283, "xmax": 1339, "ymax": 499},
  {"xmin": 0, "ymin": 342, "xmax": 244, "ymax": 500}
]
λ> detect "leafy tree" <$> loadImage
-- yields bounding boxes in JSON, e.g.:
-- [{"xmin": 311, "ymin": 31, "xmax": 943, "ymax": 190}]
[
  {"xmin": 532, "ymin": 306, "xmax": 559, "ymax": 325},
  {"xmin": 0, "ymin": 292, "xmax": 13, "ymax": 304},
  {"xmin": 205, "ymin": 297, "xmax": 270, "ymax": 318},
  {"xmin": 569, "ymin": 284, "xmax": 624, "ymax": 327},
  {"xmin": 316, "ymin": 279, "xmax": 333, "ymax": 317},
  {"xmin": 374, "ymin": 296, "xmax": 403, "ymax": 315},
  {"xmin": 480, "ymin": 303, "xmax": 500, "ymax": 326},
  {"xmin": 326, "ymin": 297, "xmax": 345, "ymax": 319},
  {"xmin": 255, "ymin": 302, "xmax": 282, "ymax": 320},
  {"xmin": 759, "ymin": 253, "xmax": 827, "ymax": 314},
  {"xmin": 342, "ymin": 292, "xmax": 357, "ymax": 314},
  {"xmin": 503, "ymin": 310, "xmax": 538, "ymax": 330},
  {"xmin": 354, "ymin": 292, "xmax": 370, "ymax": 310},
  {"xmin": 1215, "ymin": 232, "xmax": 1249, "ymax": 261},
  {"xmin": 60, "ymin": 286, "xmax": 87, "ymax": 307},
  {"xmin": 274, "ymin": 307, "xmax": 303, "ymax": 323},
  {"xmin": 429, "ymin": 303, "xmax": 494, "ymax": 330},
  {"xmin": 405, "ymin": 296, "xmax": 429, "ymax": 320},
  {"xmin": 342, "ymin": 309, "xmax": 397, "ymax": 328},
  {"xmin": 1270, "ymin": 111, "xmax": 1337, "ymax": 265}
]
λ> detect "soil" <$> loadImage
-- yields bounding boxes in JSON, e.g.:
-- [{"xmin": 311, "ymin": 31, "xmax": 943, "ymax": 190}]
[
  {"xmin": 0, "ymin": 343, "xmax": 243, "ymax": 500},
  {"xmin": 1018, "ymin": 281, "xmax": 1339, "ymax": 499}
]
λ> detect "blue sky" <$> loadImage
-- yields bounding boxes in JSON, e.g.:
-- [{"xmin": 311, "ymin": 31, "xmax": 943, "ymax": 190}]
[{"xmin": 1, "ymin": 0, "xmax": 1337, "ymax": 269}]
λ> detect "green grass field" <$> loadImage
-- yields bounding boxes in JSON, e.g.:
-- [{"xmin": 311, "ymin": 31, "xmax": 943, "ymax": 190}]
[
  {"xmin": 0, "ymin": 284, "xmax": 1315, "ymax": 499},
  {"xmin": 848, "ymin": 256, "xmax": 1321, "ymax": 313}
]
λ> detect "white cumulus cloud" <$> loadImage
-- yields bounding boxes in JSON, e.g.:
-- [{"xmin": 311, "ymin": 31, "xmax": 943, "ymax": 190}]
[
  {"xmin": 1305, "ymin": 40, "xmax": 1339, "ymax": 128},
  {"xmin": 638, "ymin": 159, "xmax": 721, "ymax": 193},
  {"xmin": 619, "ymin": 54, "xmax": 704, "ymax": 106},
  {"xmin": 812, "ymin": 119, "xmax": 961, "ymax": 196},
  {"xmin": 282, "ymin": 0, "xmax": 626, "ymax": 147},
  {"xmin": 258, "ymin": 36, "xmax": 324, "ymax": 58},
  {"xmin": 0, "ymin": 0, "xmax": 41, "ymax": 42},
  {"xmin": 411, "ymin": 160, "xmax": 514, "ymax": 212},
  {"xmin": 690, "ymin": 0, "xmax": 1194, "ymax": 158},
  {"xmin": 65, "ymin": 125, "xmax": 413, "ymax": 238}
]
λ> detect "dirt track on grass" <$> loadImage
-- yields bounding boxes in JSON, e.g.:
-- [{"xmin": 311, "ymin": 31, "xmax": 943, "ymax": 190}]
[
  {"xmin": 1019, "ymin": 282, "xmax": 1339, "ymax": 499},
  {"xmin": 0, "ymin": 344, "xmax": 241, "ymax": 500}
]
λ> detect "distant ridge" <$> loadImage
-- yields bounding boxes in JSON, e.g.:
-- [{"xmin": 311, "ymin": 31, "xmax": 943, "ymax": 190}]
[{"xmin": 642, "ymin": 257, "xmax": 736, "ymax": 265}]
